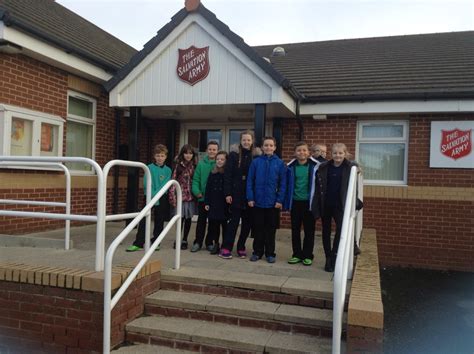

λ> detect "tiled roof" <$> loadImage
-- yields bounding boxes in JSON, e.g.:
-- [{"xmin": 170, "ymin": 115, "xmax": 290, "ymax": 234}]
[
  {"xmin": 252, "ymin": 31, "xmax": 474, "ymax": 101},
  {"xmin": 0, "ymin": 0, "xmax": 137, "ymax": 71}
]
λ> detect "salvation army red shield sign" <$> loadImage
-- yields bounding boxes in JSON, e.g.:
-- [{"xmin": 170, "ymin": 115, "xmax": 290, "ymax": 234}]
[
  {"xmin": 177, "ymin": 46, "xmax": 210, "ymax": 86},
  {"xmin": 440, "ymin": 128, "xmax": 472, "ymax": 160}
]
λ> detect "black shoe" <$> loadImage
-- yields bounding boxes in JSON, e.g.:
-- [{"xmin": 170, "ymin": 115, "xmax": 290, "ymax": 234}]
[
  {"xmin": 354, "ymin": 243, "xmax": 361, "ymax": 256},
  {"xmin": 324, "ymin": 257, "xmax": 334, "ymax": 272},
  {"xmin": 181, "ymin": 240, "xmax": 188, "ymax": 250},
  {"xmin": 210, "ymin": 244, "xmax": 219, "ymax": 255}
]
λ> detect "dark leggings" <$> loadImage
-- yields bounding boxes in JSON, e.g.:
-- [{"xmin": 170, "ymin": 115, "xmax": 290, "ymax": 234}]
[
  {"xmin": 222, "ymin": 207, "xmax": 252, "ymax": 251},
  {"xmin": 181, "ymin": 217, "xmax": 192, "ymax": 242},
  {"xmin": 321, "ymin": 204, "xmax": 344, "ymax": 258}
]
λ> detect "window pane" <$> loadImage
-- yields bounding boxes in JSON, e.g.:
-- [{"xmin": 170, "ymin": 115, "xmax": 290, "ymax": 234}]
[
  {"xmin": 40, "ymin": 123, "xmax": 58, "ymax": 156},
  {"xmin": 362, "ymin": 124, "xmax": 403, "ymax": 138},
  {"xmin": 66, "ymin": 121, "xmax": 93, "ymax": 171},
  {"xmin": 187, "ymin": 129, "xmax": 222, "ymax": 161},
  {"xmin": 229, "ymin": 129, "xmax": 245, "ymax": 150},
  {"xmin": 10, "ymin": 118, "xmax": 32, "ymax": 155},
  {"xmin": 359, "ymin": 143, "xmax": 405, "ymax": 181},
  {"xmin": 68, "ymin": 96, "xmax": 93, "ymax": 119}
]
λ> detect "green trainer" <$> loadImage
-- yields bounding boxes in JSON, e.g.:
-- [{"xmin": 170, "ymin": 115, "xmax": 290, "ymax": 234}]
[
  {"xmin": 302, "ymin": 258, "xmax": 313, "ymax": 266},
  {"xmin": 126, "ymin": 245, "xmax": 143, "ymax": 252},
  {"xmin": 288, "ymin": 256, "xmax": 302, "ymax": 264}
]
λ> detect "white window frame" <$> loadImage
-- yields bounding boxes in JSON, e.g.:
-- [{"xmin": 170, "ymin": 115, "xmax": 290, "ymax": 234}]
[
  {"xmin": 356, "ymin": 120, "xmax": 409, "ymax": 186},
  {"xmin": 0, "ymin": 103, "xmax": 64, "ymax": 170},
  {"xmin": 66, "ymin": 90, "xmax": 97, "ymax": 174}
]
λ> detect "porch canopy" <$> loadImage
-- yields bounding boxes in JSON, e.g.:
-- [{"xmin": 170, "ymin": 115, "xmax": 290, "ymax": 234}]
[{"xmin": 105, "ymin": 3, "xmax": 298, "ymax": 122}]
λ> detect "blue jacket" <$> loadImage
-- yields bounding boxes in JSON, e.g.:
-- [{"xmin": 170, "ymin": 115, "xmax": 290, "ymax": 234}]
[
  {"xmin": 246, "ymin": 154, "xmax": 286, "ymax": 208},
  {"xmin": 283, "ymin": 157, "xmax": 320, "ymax": 211}
]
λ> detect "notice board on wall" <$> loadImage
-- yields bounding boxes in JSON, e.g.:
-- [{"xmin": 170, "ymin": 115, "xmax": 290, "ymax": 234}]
[{"xmin": 430, "ymin": 121, "xmax": 474, "ymax": 168}]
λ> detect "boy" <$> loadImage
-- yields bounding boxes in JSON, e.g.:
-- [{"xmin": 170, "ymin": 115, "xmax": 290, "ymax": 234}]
[
  {"xmin": 191, "ymin": 140, "xmax": 219, "ymax": 252},
  {"xmin": 247, "ymin": 137, "xmax": 286, "ymax": 263},
  {"xmin": 284, "ymin": 142, "xmax": 320, "ymax": 266},
  {"xmin": 310, "ymin": 143, "xmax": 328, "ymax": 163},
  {"xmin": 127, "ymin": 144, "xmax": 172, "ymax": 252}
]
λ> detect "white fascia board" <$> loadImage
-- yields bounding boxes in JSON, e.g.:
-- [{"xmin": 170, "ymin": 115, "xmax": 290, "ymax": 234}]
[
  {"xmin": 300, "ymin": 99, "xmax": 474, "ymax": 115},
  {"xmin": 1, "ymin": 24, "xmax": 113, "ymax": 83},
  {"xmin": 0, "ymin": 103, "xmax": 64, "ymax": 121},
  {"xmin": 271, "ymin": 87, "xmax": 296, "ymax": 114}
]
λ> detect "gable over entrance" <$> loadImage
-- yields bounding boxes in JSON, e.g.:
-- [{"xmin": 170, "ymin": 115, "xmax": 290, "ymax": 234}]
[{"xmin": 106, "ymin": 4, "xmax": 297, "ymax": 115}]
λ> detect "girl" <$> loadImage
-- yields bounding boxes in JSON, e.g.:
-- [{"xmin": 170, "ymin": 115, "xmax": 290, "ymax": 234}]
[
  {"xmin": 204, "ymin": 151, "xmax": 229, "ymax": 254},
  {"xmin": 246, "ymin": 137, "xmax": 286, "ymax": 263},
  {"xmin": 169, "ymin": 144, "xmax": 197, "ymax": 250},
  {"xmin": 311, "ymin": 143, "xmax": 357, "ymax": 272},
  {"xmin": 219, "ymin": 130, "xmax": 256, "ymax": 259}
]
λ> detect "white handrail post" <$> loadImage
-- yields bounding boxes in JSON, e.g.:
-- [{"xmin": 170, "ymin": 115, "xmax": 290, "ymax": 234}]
[
  {"xmin": 144, "ymin": 169, "xmax": 152, "ymax": 252},
  {"xmin": 175, "ymin": 181, "xmax": 182, "ymax": 270},
  {"xmin": 64, "ymin": 165, "xmax": 71, "ymax": 250}
]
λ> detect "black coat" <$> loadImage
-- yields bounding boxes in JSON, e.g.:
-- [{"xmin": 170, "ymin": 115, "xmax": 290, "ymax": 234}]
[
  {"xmin": 223, "ymin": 148, "xmax": 253, "ymax": 209},
  {"xmin": 204, "ymin": 171, "xmax": 228, "ymax": 221},
  {"xmin": 310, "ymin": 159, "xmax": 357, "ymax": 219}
]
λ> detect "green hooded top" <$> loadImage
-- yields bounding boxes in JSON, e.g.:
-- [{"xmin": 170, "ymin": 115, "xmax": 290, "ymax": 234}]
[
  {"xmin": 192, "ymin": 155, "xmax": 216, "ymax": 202},
  {"xmin": 144, "ymin": 163, "xmax": 172, "ymax": 206}
]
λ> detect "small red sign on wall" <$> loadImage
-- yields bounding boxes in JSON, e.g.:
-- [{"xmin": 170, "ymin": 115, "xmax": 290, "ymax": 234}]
[
  {"xmin": 177, "ymin": 46, "xmax": 210, "ymax": 86},
  {"xmin": 440, "ymin": 128, "xmax": 472, "ymax": 160}
]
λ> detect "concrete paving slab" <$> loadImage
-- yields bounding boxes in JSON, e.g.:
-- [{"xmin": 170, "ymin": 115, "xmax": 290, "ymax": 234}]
[
  {"xmin": 126, "ymin": 316, "xmax": 202, "ymax": 342},
  {"xmin": 281, "ymin": 277, "xmax": 334, "ymax": 298},
  {"xmin": 146, "ymin": 290, "xmax": 215, "ymax": 311},
  {"xmin": 191, "ymin": 320, "xmax": 272, "ymax": 352},
  {"xmin": 275, "ymin": 304, "xmax": 333, "ymax": 326},
  {"xmin": 265, "ymin": 332, "xmax": 332, "ymax": 354},
  {"xmin": 206, "ymin": 295, "xmax": 280, "ymax": 320},
  {"xmin": 217, "ymin": 270, "xmax": 289, "ymax": 292},
  {"xmin": 161, "ymin": 267, "xmax": 228, "ymax": 285},
  {"xmin": 0, "ymin": 234, "xmax": 67, "ymax": 249}
]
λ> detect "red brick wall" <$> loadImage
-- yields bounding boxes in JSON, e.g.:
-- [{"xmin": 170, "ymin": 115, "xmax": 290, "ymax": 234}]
[
  {"xmin": 281, "ymin": 115, "xmax": 474, "ymax": 271},
  {"xmin": 0, "ymin": 273, "xmax": 160, "ymax": 353},
  {"xmin": 0, "ymin": 53, "xmax": 125, "ymax": 234}
]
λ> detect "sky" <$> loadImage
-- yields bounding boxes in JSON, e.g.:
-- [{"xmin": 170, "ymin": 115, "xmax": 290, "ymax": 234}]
[{"xmin": 57, "ymin": 0, "xmax": 474, "ymax": 50}]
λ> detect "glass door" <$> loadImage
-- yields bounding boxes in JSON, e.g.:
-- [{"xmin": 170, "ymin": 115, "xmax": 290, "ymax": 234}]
[{"xmin": 187, "ymin": 128, "xmax": 223, "ymax": 160}]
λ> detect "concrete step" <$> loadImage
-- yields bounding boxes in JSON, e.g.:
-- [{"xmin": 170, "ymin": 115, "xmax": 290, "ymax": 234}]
[
  {"xmin": 145, "ymin": 290, "xmax": 343, "ymax": 336},
  {"xmin": 114, "ymin": 343, "xmax": 195, "ymax": 353},
  {"xmin": 126, "ymin": 316, "xmax": 333, "ymax": 353},
  {"xmin": 161, "ymin": 266, "xmax": 348, "ymax": 310}
]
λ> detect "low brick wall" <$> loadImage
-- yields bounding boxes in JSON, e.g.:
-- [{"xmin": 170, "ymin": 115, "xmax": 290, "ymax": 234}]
[
  {"xmin": 0, "ymin": 260, "xmax": 161, "ymax": 353},
  {"xmin": 347, "ymin": 229, "xmax": 384, "ymax": 354}
]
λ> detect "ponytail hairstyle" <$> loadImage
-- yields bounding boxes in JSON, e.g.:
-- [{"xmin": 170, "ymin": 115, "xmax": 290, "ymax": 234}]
[{"xmin": 238, "ymin": 130, "xmax": 255, "ymax": 167}]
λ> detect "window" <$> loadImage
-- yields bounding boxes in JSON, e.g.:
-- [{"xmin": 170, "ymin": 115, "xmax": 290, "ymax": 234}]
[
  {"xmin": 66, "ymin": 91, "xmax": 96, "ymax": 172},
  {"xmin": 0, "ymin": 104, "xmax": 64, "ymax": 162},
  {"xmin": 356, "ymin": 121, "xmax": 408, "ymax": 185}
]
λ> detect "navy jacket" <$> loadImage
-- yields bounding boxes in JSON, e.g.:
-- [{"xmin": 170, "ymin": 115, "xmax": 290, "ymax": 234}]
[
  {"xmin": 283, "ymin": 157, "xmax": 320, "ymax": 211},
  {"xmin": 246, "ymin": 154, "xmax": 287, "ymax": 208},
  {"xmin": 204, "ymin": 171, "xmax": 228, "ymax": 221},
  {"xmin": 223, "ymin": 148, "xmax": 253, "ymax": 209},
  {"xmin": 310, "ymin": 159, "xmax": 357, "ymax": 219}
]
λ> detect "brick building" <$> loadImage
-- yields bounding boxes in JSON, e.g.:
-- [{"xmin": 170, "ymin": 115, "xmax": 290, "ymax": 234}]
[{"xmin": 0, "ymin": 0, "xmax": 473, "ymax": 271}]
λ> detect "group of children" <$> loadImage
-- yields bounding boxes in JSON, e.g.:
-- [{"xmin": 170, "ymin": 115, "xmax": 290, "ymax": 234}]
[{"xmin": 127, "ymin": 131, "xmax": 358, "ymax": 273}]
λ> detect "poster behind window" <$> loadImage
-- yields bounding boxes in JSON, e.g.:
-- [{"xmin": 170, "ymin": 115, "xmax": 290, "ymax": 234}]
[
  {"xmin": 10, "ymin": 118, "xmax": 32, "ymax": 155},
  {"xmin": 430, "ymin": 121, "xmax": 474, "ymax": 168},
  {"xmin": 40, "ymin": 123, "xmax": 57, "ymax": 156}
]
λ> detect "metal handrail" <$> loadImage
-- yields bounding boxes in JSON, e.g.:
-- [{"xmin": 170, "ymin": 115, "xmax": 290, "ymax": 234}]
[
  {"xmin": 103, "ymin": 179, "xmax": 182, "ymax": 354},
  {"xmin": 332, "ymin": 166, "xmax": 361, "ymax": 354},
  {"xmin": 0, "ymin": 156, "xmax": 105, "ymax": 271},
  {"xmin": 0, "ymin": 161, "xmax": 72, "ymax": 249},
  {"xmin": 101, "ymin": 160, "xmax": 152, "ymax": 264}
]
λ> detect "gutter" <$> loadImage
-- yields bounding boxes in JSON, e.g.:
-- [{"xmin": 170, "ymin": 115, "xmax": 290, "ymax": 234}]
[{"xmin": 303, "ymin": 91, "xmax": 474, "ymax": 103}]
